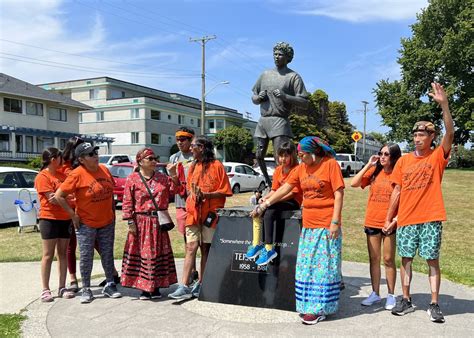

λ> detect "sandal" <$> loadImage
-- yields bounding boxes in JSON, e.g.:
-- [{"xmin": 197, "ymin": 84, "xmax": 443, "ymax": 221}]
[
  {"xmin": 58, "ymin": 287, "xmax": 75, "ymax": 299},
  {"xmin": 41, "ymin": 289, "xmax": 54, "ymax": 303},
  {"xmin": 69, "ymin": 281, "xmax": 79, "ymax": 293}
]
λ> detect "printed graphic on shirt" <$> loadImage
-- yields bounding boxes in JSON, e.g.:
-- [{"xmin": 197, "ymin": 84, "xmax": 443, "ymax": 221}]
[
  {"xmin": 88, "ymin": 177, "xmax": 114, "ymax": 202},
  {"xmin": 401, "ymin": 162, "xmax": 434, "ymax": 192},
  {"xmin": 300, "ymin": 174, "xmax": 326, "ymax": 200}
]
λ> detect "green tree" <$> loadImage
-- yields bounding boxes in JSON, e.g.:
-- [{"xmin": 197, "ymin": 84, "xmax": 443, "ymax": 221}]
[
  {"xmin": 214, "ymin": 126, "xmax": 254, "ymax": 162},
  {"xmin": 368, "ymin": 131, "xmax": 389, "ymax": 145},
  {"xmin": 374, "ymin": 0, "xmax": 473, "ymax": 145}
]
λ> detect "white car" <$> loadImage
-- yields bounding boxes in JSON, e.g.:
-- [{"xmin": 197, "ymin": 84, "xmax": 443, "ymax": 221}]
[
  {"xmin": 99, "ymin": 154, "xmax": 132, "ymax": 168},
  {"xmin": 335, "ymin": 153, "xmax": 365, "ymax": 177},
  {"xmin": 223, "ymin": 162, "xmax": 266, "ymax": 194},
  {"xmin": 0, "ymin": 167, "xmax": 38, "ymax": 224},
  {"xmin": 253, "ymin": 157, "xmax": 277, "ymax": 180}
]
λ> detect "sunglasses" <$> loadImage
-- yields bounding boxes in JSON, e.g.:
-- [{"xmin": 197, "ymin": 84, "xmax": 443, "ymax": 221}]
[
  {"xmin": 144, "ymin": 156, "xmax": 158, "ymax": 161},
  {"xmin": 190, "ymin": 143, "xmax": 203, "ymax": 148},
  {"xmin": 378, "ymin": 151, "xmax": 390, "ymax": 157},
  {"xmin": 86, "ymin": 151, "xmax": 98, "ymax": 157},
  {"xmin": 176, "ymin": 137, "xmax": 190, "ymax": 142}
]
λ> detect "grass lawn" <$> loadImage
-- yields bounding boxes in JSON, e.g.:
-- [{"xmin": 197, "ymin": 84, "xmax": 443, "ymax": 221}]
[
  {"xmin": 0, "ymin": 314, "xmax": 25, "ymax": 337},
  {"xmin": 0, "ymin": 169, "xmax": 472, "ymax": 286}
]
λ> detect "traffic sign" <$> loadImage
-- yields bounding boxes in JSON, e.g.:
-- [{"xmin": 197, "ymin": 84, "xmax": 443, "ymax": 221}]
[{"xmin": 352, "ymin": 131, "xmax": 362, "ymax": 142}]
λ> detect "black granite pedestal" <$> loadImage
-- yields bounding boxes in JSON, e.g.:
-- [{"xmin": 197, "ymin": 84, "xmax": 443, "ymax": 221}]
[{"xmin": 198, "ymin": 207, "xmax": 302, "ymax": 311}]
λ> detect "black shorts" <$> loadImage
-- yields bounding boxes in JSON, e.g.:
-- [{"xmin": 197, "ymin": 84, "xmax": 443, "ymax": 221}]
[
  {"xmin": 39, "ymin": 219, "xmax": 72, "ymax": 240},
  {"xmin": 364, "ymin": 226, "xmax": 396, "ymax": 236}
]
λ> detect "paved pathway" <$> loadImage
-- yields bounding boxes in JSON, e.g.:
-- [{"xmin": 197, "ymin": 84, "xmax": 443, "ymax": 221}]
[{"xmin": 1, "ymin": 260, "xmax": 473, "ymax": 337}]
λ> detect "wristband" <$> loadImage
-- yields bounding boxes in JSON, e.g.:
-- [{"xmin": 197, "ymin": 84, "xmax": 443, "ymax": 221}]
[{"xmin": 331, "ymin": 220, "xmax": 340, "ymax": 225}]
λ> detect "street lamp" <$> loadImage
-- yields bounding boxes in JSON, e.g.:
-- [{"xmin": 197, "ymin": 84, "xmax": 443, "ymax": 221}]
[{"xmin": 201, "ymin": 80, "xmax": 230, "ymax": 135}]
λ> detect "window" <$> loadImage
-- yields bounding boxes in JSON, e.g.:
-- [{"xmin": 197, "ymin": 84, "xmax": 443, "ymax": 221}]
[
  {"xmin": 197, "ymin": 119, "xmax": 201, "ymax": 128},
  {"xmin": 59, "ymin": 138, "xmax": 68, "ymax": 149},
  {"xmin": 178, "ymin": 115, "xmax": 184, "ymax": 124},
  {"xmin": 216, "ymin": 119, "xmax": 224, "ymax": 130},
  {"xmin": 244, "ymin": 166, "xmax": 257, "ymax": 176},
  {"xmin": 15, "ymin": 135, "xmax": 22, "ymax": 152},
  {"xmin": 208, "ymin": 120, "xmax": 215, "ymax": 129},
  {"xmin": 79, "ymin": 112, "xmax": 83, "ymax": 123},
  {"xmin": 168, "ymin": 114, "xmax": 172, "ymax": 120},
  {"xmin": 4, "ymin": 97, "xmax": 22, "ymax": 113},
  {"xmin": 110, "ymin": 89, "xmax": 126, "ymax": 99},
  {"xmin": 151, "ymin": 110, "xmax": 161, "ymax": 120},
  {"xmin": 130, "ymin": 108, "xmax": 139, "ymax": 119},
  {"xmin": 235, "ymin": 166, "xmax": 245, "ymax": 174},
  {"xmin": 151, "ymin": 133, "xmax": 161, "ymax": 145},
  {"xmin": 0, "ymin": 134, "xmax": 9, "ymax": 151},
  {"xmin": 190, "ymin": 118, "xmax": 194, "ymax": 125},
  {"xmin": 168, "ymin": 136, "xmax": 172, "ymax": 144},
  {"xmin": 19, "ymin": 172, "xmax": 37, "ymax": 188},
  {"xmin": 89, "ymin": 89, "xmax": 99, "ymax": 100},
  {"xmin": 131, "ymin": 132, "xmax": 139, "ymax": 144},
  {"xmin": 96, "ymin": 111, "xmax": 104, "ymax": 121},
  {"xmin": 25, "ymin": 136, "xmax": 33, "ymax": 152},
  {"xmin": 49, "ymin": 107, "xmax": 67, "ymax": 121},
  {"xmin": 26, "ymin": 101, "xmax": 43, "ymax": 116},
  {"xmin": 36, "ymin": 136, "xmax": 54, "ymax": 151}
]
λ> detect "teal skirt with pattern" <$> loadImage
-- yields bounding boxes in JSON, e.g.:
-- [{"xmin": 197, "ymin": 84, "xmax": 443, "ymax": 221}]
[{"xmin": 295, "ymin": 227, "xmax": 342, "ymax": 315}]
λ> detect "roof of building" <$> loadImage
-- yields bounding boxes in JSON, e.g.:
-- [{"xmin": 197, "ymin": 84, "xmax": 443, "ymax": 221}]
[{"xmin": 0, "ymin": 73, "xmax": 91, "ymax": 110}]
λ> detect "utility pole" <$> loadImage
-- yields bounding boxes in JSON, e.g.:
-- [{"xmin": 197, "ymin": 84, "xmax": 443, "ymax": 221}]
[
  {"xmin": 190, "ymin": 35, "xmax": 216, "ymax": 136},
  {"xmin": 361, "ymin": 100, "xmax": 368, "ymax": 160}
]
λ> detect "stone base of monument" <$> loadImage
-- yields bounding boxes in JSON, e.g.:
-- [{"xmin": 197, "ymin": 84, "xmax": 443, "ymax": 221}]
[{"xmin": 198, "ymin": 207, "xmax": 301, "ymax": 312}]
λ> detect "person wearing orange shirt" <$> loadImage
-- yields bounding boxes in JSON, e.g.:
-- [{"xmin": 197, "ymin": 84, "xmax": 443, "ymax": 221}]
[
  {"xmin": 55, "ymin": 142, "xmax": 122, "ymax": 304},
  {"xmin": 385, "ymin": 83, "xmax": 454, "ymax": 323},
  {"xmin": 253, "ymin": 136, "xmax": 344, "ymax": 325},
  {"xmin": 351, "ymin": 144, "xmax": 401, "ymax": 310},
  {"xmin": 246, "ymin": 141, "xmax": 302, "ymax": 266},
  {"xmin": 169, "ymin": 137, "xmax": 232, "ymax": 300},
  {"xmin": 35, "ymin": 148, "xmax": 75, "ymax": 302}
]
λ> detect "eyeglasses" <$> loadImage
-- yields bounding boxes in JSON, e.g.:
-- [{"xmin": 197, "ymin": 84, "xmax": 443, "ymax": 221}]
[
  {"xmin": 176, "ymin": 137, "xmax": 190, "ymax": 142},
  {"xmin": 86, "ymin": 151, "xmax": 98, "ymax": 157},
  {"xmin": 144, "ymin": 156, "xmax": 158, "ymax": 161},
  {"xmin": 190, "ymin": 143, "xmax": 203, "ymax": 148},
  {"xmin": 378, "ymin": 151, "xmax": 390, "ymax": 157}
]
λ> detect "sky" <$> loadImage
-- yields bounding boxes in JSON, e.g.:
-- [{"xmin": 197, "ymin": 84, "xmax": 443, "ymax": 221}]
[{"xmin": 0, "ymin": 0, "xmax": 429, "ymax": 134}]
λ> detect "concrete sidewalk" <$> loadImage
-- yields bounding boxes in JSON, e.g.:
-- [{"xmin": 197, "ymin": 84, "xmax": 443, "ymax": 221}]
[{"xmin": 1, "ymin": 260, "xmax": 473, "ymax": 337}]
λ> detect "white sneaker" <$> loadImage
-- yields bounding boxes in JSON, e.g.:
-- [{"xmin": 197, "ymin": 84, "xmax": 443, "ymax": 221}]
[
  {"xmin": 385, "ymin": 294, "xmax": 397, "ymax": 310},
  {"xmin": 361, "ymin": 291, "xmax": 382, "ymax": 306}
]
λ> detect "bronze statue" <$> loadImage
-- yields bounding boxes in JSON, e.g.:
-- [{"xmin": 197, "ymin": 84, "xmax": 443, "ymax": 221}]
[{"xmin": 252, "ymin": 42, "xmax": 309, "ymax": 186}]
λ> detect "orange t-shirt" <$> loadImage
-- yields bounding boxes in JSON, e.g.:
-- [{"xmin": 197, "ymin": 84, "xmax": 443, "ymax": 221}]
[
  {"xmin": 272, "ymin": 165, "xmax": 303, "ymax": 206},
  {"xmin": 286, "ymin": 157, "xmax": 345, "ymax": 229},
  {"xmin": 185, "ymin": 160, "xmax": 232, "ymax": 228},
  {"xmin": 34, "ymin": 169, "xmax": 71, "ymax": 220},
  {"xmin": 391, "ymin": 146, "xmax": 449, "ymax": 227},
  {"xmin": 59, "ymin": 164, "xmax": 115, "ymax": 228},
  {"xmin": 361, "ymin": 167, "xmax": 394, "ymax": 228},
  {"xmin": 57, "ymin": 161, "xmax": 73, "ymax": 176}
]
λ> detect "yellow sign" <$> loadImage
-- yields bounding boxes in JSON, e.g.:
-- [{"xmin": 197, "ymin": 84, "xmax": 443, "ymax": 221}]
[{"xmin": 352, "ymin": 131, "xmax": 362, "ymax": 142}]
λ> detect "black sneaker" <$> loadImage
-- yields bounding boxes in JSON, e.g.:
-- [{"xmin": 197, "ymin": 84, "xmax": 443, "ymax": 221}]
[
  {"xmin": 391, "ymin": 298, "xmax": 415, "ymax": 316},
  {"xmin": 427, "ymin": 303, "xmax": 445, "ymax": 323},
  {"xmin": 102, "ymin": 283, "xmax": 122, "ymax": 298},
  {"xmin": 151, "ymin": 289, "xmax": 162, "ymax": 299},
  {"xmin": 139, "ymin": 291, "xmax": 151, "ymax": 300},
  {"xmin": 99, "ymin": 274, "xmax": 120, "ymax": 287}
]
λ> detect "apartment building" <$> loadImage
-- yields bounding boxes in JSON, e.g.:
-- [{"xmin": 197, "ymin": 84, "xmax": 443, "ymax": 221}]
[
  {"xmin": 0, "ymin": 73, "xmax": 113, "ymax": 163},
  {"xmin": 40, "ymin": 77, "xmax": 257, "ymax": 161}
]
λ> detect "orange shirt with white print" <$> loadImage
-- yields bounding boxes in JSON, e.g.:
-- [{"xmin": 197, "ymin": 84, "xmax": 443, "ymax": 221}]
[
  {"xmin": 34, "ymin": 170, "xmax": 71, "ymax": 220},
  {"xmin": 360, "ymin": 167, "xmax": 394, "ymax": 229},
  {"xmin": 390, "ymin": 146, "xmax": 449, "ymax": 227},
  {"xmin": 286, "ymin": 157, "xmax": 345, "ymax": 229},
  {"xmin": 185, "ymin": 160, "xmax": 232, "ymax": 228},
  {"xmin": 271, "ymin": 165, "xmax": 303, "ymax": 206},
  {"xmin": 59, "ymin": 164, "xmax": 115, "ymax": 228}
]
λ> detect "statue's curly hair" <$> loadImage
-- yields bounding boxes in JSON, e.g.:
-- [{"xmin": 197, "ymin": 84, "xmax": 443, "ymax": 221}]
[{"xmin": 273, "ymin": 42, "xmax": 294, "ymax": 63}]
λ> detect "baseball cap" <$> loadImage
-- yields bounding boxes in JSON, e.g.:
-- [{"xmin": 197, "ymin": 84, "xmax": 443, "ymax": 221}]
[
  {"xmin": 412, "ymin": 121, "xmax": 436, "ymax": 133},
  {"xmin": 74, "ymin": 142, "xmax": 99, "ymax": 157}
]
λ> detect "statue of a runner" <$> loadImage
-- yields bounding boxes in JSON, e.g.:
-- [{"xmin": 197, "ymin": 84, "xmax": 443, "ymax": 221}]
[{"xmin": 252, "ymin": 42, "xmax": 309, "ymax": 186}]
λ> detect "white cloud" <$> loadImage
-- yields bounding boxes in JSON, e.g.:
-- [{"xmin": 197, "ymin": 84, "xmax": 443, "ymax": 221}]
[
  {"xmin": 0, "ymin": 0, "xmax": 195, "ymax": 90},
  {"xmin": 283, "ymin": 0, "xmax": 428, "ymax": 22}
]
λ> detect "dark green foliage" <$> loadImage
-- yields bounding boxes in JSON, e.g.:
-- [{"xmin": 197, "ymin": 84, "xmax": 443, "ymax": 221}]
[
  {"xmin": 214, "ymin": 126, "xmax": 254, "ymax": 162},
  {"xmin": 374, "ymin": 0, "xmax": 473, "ymax": 145}
]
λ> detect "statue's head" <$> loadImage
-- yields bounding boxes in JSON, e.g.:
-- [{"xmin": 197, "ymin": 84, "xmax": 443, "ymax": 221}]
[{"xmin": 273, "ymin": 42, "xmax": 294, "ymax": 63}]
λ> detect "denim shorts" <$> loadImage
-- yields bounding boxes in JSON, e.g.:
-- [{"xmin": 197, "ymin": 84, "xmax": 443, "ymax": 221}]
[{"xmin": 396, "ymin": 221, "xmax": 443, "ymax": 259}]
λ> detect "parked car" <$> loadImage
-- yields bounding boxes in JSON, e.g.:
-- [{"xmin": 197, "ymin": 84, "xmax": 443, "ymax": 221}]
[
  {"xmin": 0, "ymin": 167, "xmax": 39, "ymax": 224},
  {"xmin": 109, "ymin": 162, "xmax": 172, "ymax": 205},
  {"xmin": 99, "ymin": 154, "xmax": 132, "ymax": 168},
  {"xmin": 223, "ymin": 162, "xmax": 266, "ymax": 194},
  {"xmin": 253, "ymin": 157, "xmax": 277, "ymax": 181},
  {"xmin": 335, "ymin": 153, "xmax": 364, "ymax": 177}
]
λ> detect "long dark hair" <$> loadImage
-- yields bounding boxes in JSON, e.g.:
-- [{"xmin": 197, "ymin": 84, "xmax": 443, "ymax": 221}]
[
  {"xmin": 194, "ymin": 136, "xmax": 215, "ymax": 164},
  {"xmin": 370, "ymin": 143, "xmax": 402, "ymax": 181},
  {"xmin": 41, "ymin": 147, "xmax": 62, "ymax": 170},
  {"xmin": 277, "ymin": 141, "xmax": 298, "ymax": 168},
  {"xmin": 62, "ymin": 136, "xmax": 84, "ymax": 168}
]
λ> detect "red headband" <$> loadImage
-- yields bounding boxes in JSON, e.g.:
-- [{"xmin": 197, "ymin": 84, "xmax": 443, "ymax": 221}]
[{"xmin": 136, "ymin": 148, "xmax": 155, "ymax": 162}]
